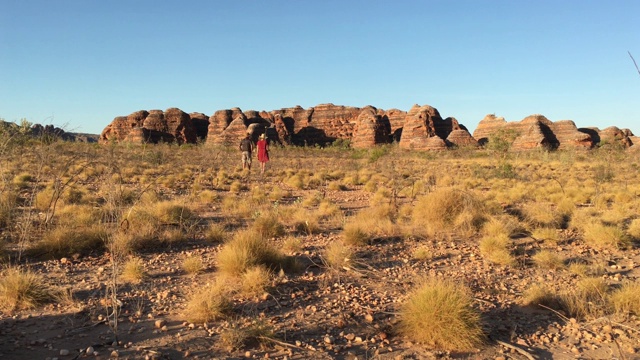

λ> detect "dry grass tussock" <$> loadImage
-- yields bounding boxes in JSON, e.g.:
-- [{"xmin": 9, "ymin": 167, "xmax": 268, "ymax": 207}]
[
  {"xmin": 521, "ymin": 284, "xmax": 561, "ymax": 309},
  {"xmin": 343, "ymin": 204, "xmax": 397, "ymax": 245},
  {"xmin": 120, "ymin": 257, "xmax": 147, "ymax": 284},
  {"xmin": 184, "ymin": 278, "xmax": 233, "ymax": 324},
  {"xmin": 399, "ymin": 277, "xmax": 484, "ymax": 352},
  {"xmin": 323, "ymin": 240, "xmax": 354, "ymax": 271},
  {"xmin": 216, "ymin": 230, "xmax": 286, "ymax": 276},
  {"xmin": 412, "ymin": 188, "xmax": 487, "ymax": 238},
  {"xmin": 0, "ymin": 268, "xmax": 55, "ymax": 312},
  {"xmin": 182, "ymin": 255, "xmax": 205, "ymax": 275},
  {"xmin": 479, "ymin": 234, "xmax": 515, "ymax": 266},
  {"xmin": 30, "ymin": 225, "xmax": 107, "ymax": 259},
  {"xmin": 610, "ymin": 281, "xmax": 640, "ymax": 316},
  {"xmin": 240, "ymin": 265, "xmax": 271, "ymax": 298},
  {"xmin": 532, "ymin": 250, "xmax": 565, "ymax": 270}
]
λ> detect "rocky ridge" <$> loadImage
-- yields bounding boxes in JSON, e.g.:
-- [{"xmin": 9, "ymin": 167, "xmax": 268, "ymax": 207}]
[{"xmin": 100, "ymin": 104, "xmax": 637, "ymax": 151}]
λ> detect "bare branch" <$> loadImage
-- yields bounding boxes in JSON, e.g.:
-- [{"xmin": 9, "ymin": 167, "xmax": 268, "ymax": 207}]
[{"xmin": 629, "ymin": 51, "xmax": 640, "ymax": 77}]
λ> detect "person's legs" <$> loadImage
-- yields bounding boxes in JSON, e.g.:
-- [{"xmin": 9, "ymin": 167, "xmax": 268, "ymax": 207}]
[{"xmin": 242, "ymin": 151, "xmax": 251, "ymax": 170}]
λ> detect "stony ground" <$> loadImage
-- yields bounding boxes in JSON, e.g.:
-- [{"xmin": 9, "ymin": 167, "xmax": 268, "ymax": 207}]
[{"xmin": 1, "ymin": 173, "xmax": 639, "ymax": 360}]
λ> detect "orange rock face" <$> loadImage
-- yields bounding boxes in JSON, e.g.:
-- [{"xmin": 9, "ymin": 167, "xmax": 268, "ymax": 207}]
[
  {"xmin": 351, "ymin": 107, "xmax": 391, "ymax": 149},
  {"xmin": 551, "ymin": 120, "xmax": 592, "ymax": 150},
  {"xmin": 446, "ymin": 129, "xmax": 478, "ymax": 148},
  {"xmin": 101, "ymin": 104, "xmax": 631, "ymax": 151},
  {"xmin": 598, "ymin": 126, "xmax": 633, "ymax": 148},
  {"xmin": 472, "ymin": 114, "xmax": 507, "ymax": 145},
  {"xmin": 211, "ymin": 114, "xmax": 248, "ymax": 147},
  {"xmin": 382, "ymin": 108, "xmax": 406, "ymax": 142},
  {"xmin": 398, "ymin": 105, "xmax": 457, "ymax": 150},
  {"xmin": 301, "ymin": 103, "xmax": 361, "ymax": 145},
  {"xmin": 475, "ymin": 114, "xmax": 598, "ymax": 151}
]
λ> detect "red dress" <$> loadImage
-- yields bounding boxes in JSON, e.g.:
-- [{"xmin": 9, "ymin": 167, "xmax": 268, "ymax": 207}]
[{"xmin": 257, "ymin": 139, "xmax": 269, "ymax": 163}]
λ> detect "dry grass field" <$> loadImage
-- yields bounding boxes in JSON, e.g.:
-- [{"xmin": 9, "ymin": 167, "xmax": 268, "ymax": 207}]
[{"xmin": 0, "ymin": 134, "xmax": 639, "ymax": 359}]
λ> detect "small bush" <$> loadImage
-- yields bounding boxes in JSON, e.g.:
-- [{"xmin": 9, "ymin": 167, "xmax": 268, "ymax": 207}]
[
  {"xmin": 285, "ymin": 175, "xmax": 304, "ymax": 190},
  {"xmin": 55, "ymin": 204, "xmax": 102, "ymax": 227},
  {"xmin": 282, "ymin": 236, "xmax": 303, "ymax": 253},
  {"xmin": 521, "ymin": 284, "xmax": 560, "ymax": 308},
  {"xmin": 398, "ymin": 277, "xmax": 484, "ymax": 351},
  {"xmin": 218, "ymin": 325, "xmax": 249, "ymax": 351},
  {"xmin": 150, "ymin": 201, "xmax": 199, "ymax": 229},
  {"xmin": 342, "ymin": 223, "xmax": 370, "ymax": 246},
  {"xmin": 34, "ymin": 187, "xmax": 56, "ymax": 211},
  {"xmin": 626, "ymin": 218, "xmax": 640, "ymax": 241},
  {"xmin": 287, "ymin": 209, "xmax": 320, "ymax": 235},
  {"xmin": 583, "ymin": 223, "xmax": 630, "ymax": 250},
  {"xmin": 252, "ymin": 213, "xmax": 285, "ymax": 239},
  {"xmin": 204, "ymin": 222, "xmax": 228, "ymax": 243},
  {"xmin": 12, "ymin": 173, "xmax": 34, "ymax": 189},
  {"xmin": 327, "ymin": 181, "xmax": 347, "ymax": 191},
  {"xmin": 0, "ymin": 190, "xmax": 17, "ymax": 228},
  {"xmin": 323, "ymin": 240, "xmax": 354, "ymax": 271},
  {"xmin": 413, "ymin": 188, "xmax": 485, "ymax": 238},
  {"xmin": 31, "ymin": 225, "xmax": 107, "ymax": 259},
  {"xmin": 479, "ymin": 234, "xmax": 515, "ymax": 266},
  {"xmin": 532, "ymin": 250, "xmax": 565, "ymax": 271},
  {"xmin": 610, "ymin": 282, "xmax": 640, "ymax": 316},
  {"xmin": 482, "ymin": 217, "xmax": 518, "ymax": 240},
  {"xmin": 120, "ymin": 257, "xmax": 147, "ymax": 284},
  {"xmin": 240, "ymin": 266, "xmax": 271, "ymax": 298},
  {"xmin": 560, "ymin": 277, "xmax": 609, "ymax": 320},
  {"xmin": 229, "ymin": 180, "xmax": 247, "ymax": 193},
  {"xmin": 521, "ymin": 202, "xmax": 563, "ymax": 229},
  {"xmin": 216, "ymin": 230, "xmax": 285, "ymax": 276},
  {"xmin": 0, "ymin": 268, "xmax": 53, "ymax": 312},
  {"xmin": 184, "ymin": 280, "xmax": 233, "ymax": 323},
  {"xmin": 182, "ymin": 255, "xmax": 204, "ymax": 275}
]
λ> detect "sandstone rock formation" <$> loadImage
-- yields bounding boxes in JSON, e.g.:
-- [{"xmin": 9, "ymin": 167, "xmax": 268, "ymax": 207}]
[
  {"xmin": 476, "ymin": 114, "xmax": 597, "ymax": 151},
  {"xmin": 446, "ymin": 129, "xmax": 478, "ymax": 148},
  {"xmin": 502, "ymin": 114, "xmax": 558, "ymax": 151},
  {"xmin": 399, "ymin": 105, "xmax": 459, "ymax": 150},
  {"xmin": 351, "ymin": 107, "xmax": 391, "ymax": 149},
  {"xmin": 212, "ymin": 115, "xmax": 248, "ymax": 147},
  {"xmin": 163, "ymin": 108, "xmax": 197, "ymax": 144},
  {"xmin": 99, "ymin": 104, "xmax": 635, "ymax": 152},
  {"xmin": 472, "ymin": 114, "xmax": 507, "ymax": 145},
  {"xmin": 383, "ymin": 109, "xmax": 407, "ymax": 142},
  {"xmin": 297, "ymin": 104, "xmax": 360, "ymax": 145},
  {"xmin": 100, "ymin": 108, "xmax": 196, "ymax": 144},
  {"xmin": 597, "ymin": 126, "xmax": 633, "ymax": 148},
  {"xmin": 509, "ymin": 119, "xmax": 553, "ymax": 151},
  {"xmin": 189, "ymin": 113, "xmax": 209, "ymax": 141},
  {"xmin": 551, "ymin": 120, "xmax": 593, "ymax": 150}
]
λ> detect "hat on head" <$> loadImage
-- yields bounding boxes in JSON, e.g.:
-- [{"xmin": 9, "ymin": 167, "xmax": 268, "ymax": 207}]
[{"xmin": 260, "ymin": 133, "xmax": 266, "ymax": 139}]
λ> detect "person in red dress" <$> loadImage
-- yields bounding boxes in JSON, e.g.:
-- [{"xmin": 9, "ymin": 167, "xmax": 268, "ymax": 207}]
[{"xmin": 256, "ymin": 133, "xmax": 269, "ymax": 174}]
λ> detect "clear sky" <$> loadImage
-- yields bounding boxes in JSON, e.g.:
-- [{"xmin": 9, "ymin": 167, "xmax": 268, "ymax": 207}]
[{"xmin": 1, "ymin": 0, "xmax": 639, "ymax": 136}]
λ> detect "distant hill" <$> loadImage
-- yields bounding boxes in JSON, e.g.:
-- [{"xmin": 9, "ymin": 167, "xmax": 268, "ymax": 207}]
[{"xmin": 0, "ymin": 120, "xmax": 99, "ymax": 143}]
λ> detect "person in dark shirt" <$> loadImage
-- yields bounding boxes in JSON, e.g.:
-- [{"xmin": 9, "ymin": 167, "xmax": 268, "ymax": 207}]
[{"xmin": 239, "ymin": 134, "xmax": 254, "ymax": 170}]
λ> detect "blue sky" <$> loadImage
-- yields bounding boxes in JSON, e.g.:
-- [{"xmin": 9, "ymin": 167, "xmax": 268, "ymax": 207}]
[{"xmin": 1, "ymin": 0, "xmax": 639, "ymax": 135}]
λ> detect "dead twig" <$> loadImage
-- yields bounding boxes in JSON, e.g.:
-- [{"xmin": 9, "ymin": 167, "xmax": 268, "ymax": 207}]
[
  {"xmin": 538, "ymin": 304, "xmax": 570, "ymax": 322},
  {"xmin": 495, "ymin": 339, "xmax": 537, "ymax": 360},
  {"xmin": 256, "ymin": 336, "xmax": 313, "ymax": 352}
]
